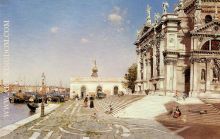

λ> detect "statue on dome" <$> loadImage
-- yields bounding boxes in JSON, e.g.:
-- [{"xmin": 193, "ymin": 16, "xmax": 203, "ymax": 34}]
[
  {"xmin": 162, "ymin": 1, "xmax": 169, "ymax": 14},
  {"xmin": 136, "ymin": 29, "xmax": 141, "ymax": 38},
  {"xmin": 154, "ymin": 13, "xmax": 161, "ymax": 24},
  {"xmin": 176, "ymin": 0, "xmax": 183, "ymax": 11},
  {"xmin": 146, "ymin": 5, "xmax": 151, "ymax": 25},
  {"xmin": 179, "ymin": 0, "xmax": 183, "ymax": 6}
]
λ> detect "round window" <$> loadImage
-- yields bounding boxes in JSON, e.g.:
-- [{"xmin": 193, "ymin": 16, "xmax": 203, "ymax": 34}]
[{"xmin": 205, "ymin": 15, "xmax": 212, "ymax": 23}]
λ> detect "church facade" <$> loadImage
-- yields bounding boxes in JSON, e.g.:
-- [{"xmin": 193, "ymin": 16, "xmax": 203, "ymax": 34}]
[
  {"xmin": 70, "ymin": 62, "xmax": 126, "ymax": 99},
  {"xmin": 135, "ymin": 0, "xmax": 220, "ymax": 97}
]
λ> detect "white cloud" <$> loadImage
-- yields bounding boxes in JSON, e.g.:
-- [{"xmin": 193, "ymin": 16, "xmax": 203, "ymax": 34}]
[
  {"xmin": 80, "ymin": 38, "xmax": 89, "ymax": 44},
  {"xmin": 108, "ymin": 13, "xmax": 122, "ymax": 25},
  {"xmin": 107, "ymin": 6, "xmax": 124, "ymax": 25},
  {"xmin": 50, "ymin": 26, "xmax": 59, "ymax": 33}
]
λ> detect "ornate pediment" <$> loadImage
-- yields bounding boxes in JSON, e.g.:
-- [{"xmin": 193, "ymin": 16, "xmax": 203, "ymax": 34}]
[{"xmin": 191, "ymin": 21, "xmax": 220, "ymax": 36}]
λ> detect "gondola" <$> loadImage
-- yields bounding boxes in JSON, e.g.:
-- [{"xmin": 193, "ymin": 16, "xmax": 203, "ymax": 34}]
[{"xmin": 27, "ymin": 102, "xmax": 39, "ymax": 112}]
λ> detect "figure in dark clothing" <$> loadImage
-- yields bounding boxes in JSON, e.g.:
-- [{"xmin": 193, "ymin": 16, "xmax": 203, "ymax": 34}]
[
  {"xmin": 84, "ymin": 96, "xmax": 88, "ymax": 107},
  {"xmin": 173, "ymin": 106, "xmax": 181, "ymax": 118},
  {"xmin": 109, "ymin": 105, "xmax": 113, "ymax": 114},
  {"xmin": 45, "ymin": 97, "xmax": 48, "ymax": 104},
  {"xmin": 90, "ymin": 100, "xmax": 94, "ymax": 108},
  {"xmin": 89, "ymin": 96, "xmax": 94, "ymax": 101},
  {"xmin": 75, "ymin": 94, "xmax": 79, "ymax": 101}
]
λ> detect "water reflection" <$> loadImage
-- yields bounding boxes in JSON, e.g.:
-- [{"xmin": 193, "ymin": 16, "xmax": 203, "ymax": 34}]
[{"xmin": 0, "ymin": 93, "xmax": 34, "ymax": 128}]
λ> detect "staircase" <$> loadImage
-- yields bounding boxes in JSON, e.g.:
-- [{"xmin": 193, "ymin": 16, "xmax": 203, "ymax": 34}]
[
  {"xmin": 115, "ymin": 95, "xmax": 176, "ymax": 119},
  {"xmin": 95, "ymin": 95, "xmax": 145, "ymax": 116},
  {"xmin": 96, "ymin": 95, "xmax": 220, "ymax": 126}
]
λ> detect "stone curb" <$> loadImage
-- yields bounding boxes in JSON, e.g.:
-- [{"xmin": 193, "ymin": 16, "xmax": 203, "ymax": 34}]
[{"xmin": 0, "ymin": 104, "xmax": 60, "ymax": 138}]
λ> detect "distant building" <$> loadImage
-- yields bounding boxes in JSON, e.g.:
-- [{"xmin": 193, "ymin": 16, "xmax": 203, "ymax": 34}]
[
  {"xmin": 0, "ymin": 83, "xmax": 67, "ymax": 94},
  {"xmin": 135, "ymin": 0, "xmax": 220, "ymax": 97},
  {"xmin": 70, "ymin": 61, "xmax": 126, "ymax": 99}
]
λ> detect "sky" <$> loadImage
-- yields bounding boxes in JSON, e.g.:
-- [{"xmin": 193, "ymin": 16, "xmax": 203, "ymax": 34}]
[{"xmin": 0, "ymin": 0, "xmax": 178, "ymax": 87}]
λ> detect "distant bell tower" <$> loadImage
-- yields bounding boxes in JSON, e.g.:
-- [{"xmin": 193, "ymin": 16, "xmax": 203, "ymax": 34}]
[{"xmin": 91, "ymin": 60, "xmax": 98, "ymax": 78}]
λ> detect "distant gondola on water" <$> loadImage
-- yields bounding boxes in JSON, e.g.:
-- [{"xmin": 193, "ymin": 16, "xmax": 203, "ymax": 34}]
[{"xmin": 9, "ymin": 90, "xmax": 26, "ymax": 103}]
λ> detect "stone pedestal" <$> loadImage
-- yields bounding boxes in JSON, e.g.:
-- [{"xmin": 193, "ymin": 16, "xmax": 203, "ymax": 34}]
[{"xmin": 165, "ymin": 63, "xmax": 177, "ymax": 94}]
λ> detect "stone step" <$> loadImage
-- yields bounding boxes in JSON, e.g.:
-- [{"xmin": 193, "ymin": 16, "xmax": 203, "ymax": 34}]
[{"xmin": 95, "ymin": 95, "xmax": 144, "ymax": 115}]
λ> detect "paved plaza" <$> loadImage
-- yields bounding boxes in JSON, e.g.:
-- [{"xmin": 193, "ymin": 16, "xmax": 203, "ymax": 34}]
[
  {"xmin": 1, "ymin": 95, "xmax": 220, "ymax": 139},
  {"xmin": 0, "ymin": 100, "xmax": 181, "ymax": 139}
]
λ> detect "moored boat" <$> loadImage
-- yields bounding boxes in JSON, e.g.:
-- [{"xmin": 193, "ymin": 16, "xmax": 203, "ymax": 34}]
[
  {"xmin": 26, "ymin": 97, "xmax": 39, "ymax": 112},
  {"xmin": 27, "ymin": 102, "xmax": 39, "ymax": 112}
]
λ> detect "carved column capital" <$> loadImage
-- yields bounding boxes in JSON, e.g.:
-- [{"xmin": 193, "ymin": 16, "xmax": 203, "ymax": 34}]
[{"xmin": 164, "ymin": 58, "xmax": 178, "ymax": 65}]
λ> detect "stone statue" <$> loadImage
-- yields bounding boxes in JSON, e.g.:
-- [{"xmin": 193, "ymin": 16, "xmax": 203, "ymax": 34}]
[
  {"xmin": 215, "ymin": 5, "xmax": 218, "ymax": 19},
  {"xmin": 176, "ymin": 0, "xmax": 183, "ymax": 11},
  {"xmin": 196, "ymin": 0, "xmax": 201, "ymax": 7},
  {"xmin": 194, "ymin": 0, "xmax": 201, "ymax": 24},
  {"xmin": 179, "ymin": 0, "xmax": 183, "ymax": 6},
  {"xmin": 146, "ymin": 5, "xmax": 151, "ymax": 25},
  {"xmin": 201, "ymin": 69, "xmax": 206, "ymax": 81},
  {"xmin": 136, "ymin": 29, "xmax": 140, "ymax": 38},
  {"xmin": 195, "ymin": 0, "xmax": 201, "ymax": 10},
  {"xmin": 213, "ymin": 66, "xmax": 218, "ymax": 80},
  {"xmin": 162, "ymin": 1, "xmax": 169, "ymax": 14},
  {"xmin": 154, "ymin": 13, "xmax": 161, "ymax": 24}
]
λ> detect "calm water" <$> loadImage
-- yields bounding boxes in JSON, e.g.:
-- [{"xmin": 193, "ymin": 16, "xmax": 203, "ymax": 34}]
[{"xmin": 0, "ymin": 93, "xmax": 34, "ymax": 128}]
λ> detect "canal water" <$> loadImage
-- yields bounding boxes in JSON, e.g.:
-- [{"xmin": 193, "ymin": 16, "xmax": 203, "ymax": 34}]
[{"xmin": 0, "ymin": 93, "xmax": 34, "ymax": 128}]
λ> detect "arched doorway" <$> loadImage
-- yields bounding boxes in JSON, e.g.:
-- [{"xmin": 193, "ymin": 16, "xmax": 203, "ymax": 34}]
[
  {"xmin": 113, "ymin": 86, "xmax": 119, "ymax": 95},
  {"xmin": 184, "ymin": 68, "xmax": 190, "ymax": 96},
  {"xmin": 96, "ymin": 86, "xmax": 102, "ymax": 94},
  {"xmin": 80, "ymin": 86, "xmax": 86, "ymax": 98}
]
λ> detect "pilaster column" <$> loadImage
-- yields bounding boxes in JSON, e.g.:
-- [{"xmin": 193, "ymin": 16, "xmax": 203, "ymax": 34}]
[
  {"xmin": 164, "ymin": 60, "xmax": 177, "ymax": 94},
  {"xmin": 153, "ymin": 46, "xmax": 156, "ymax": 78},
  {"xmin": 143, "ymin": 56, "xmax": 147, "ymax": 91},
  {"xmin": 145, "ymin": 58, "xmax": 151, "ymax": 90},
  {"xmin": 172, "ymin": 63, "xmax": 177, "ymax": 93},
  {"xmin": 137, "ymin": 53, "xmax": 141, "ymax": 81},
  {"xmin": 206, "ymin": 60, "xmax": 212, "ymax": 93},
  {"xmin": 135, "ymin": 49, "xmax": 142, "ymax": 93},
  {"xmin": 143, "ymin": 56, "xmax": 147, "ymax": 81},
  {"xmin": 190, "ymin": 62, "xmax": 198, "ymax": 97},
  {"xmin": 160, "ymin": 40, "xmax": 165, "ymax": 76}
]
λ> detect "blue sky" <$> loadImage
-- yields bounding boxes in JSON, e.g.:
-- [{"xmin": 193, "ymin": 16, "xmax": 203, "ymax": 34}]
[{"xmin": 0, "ymin": 0, "xmax": 178, "ymax": 86}]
